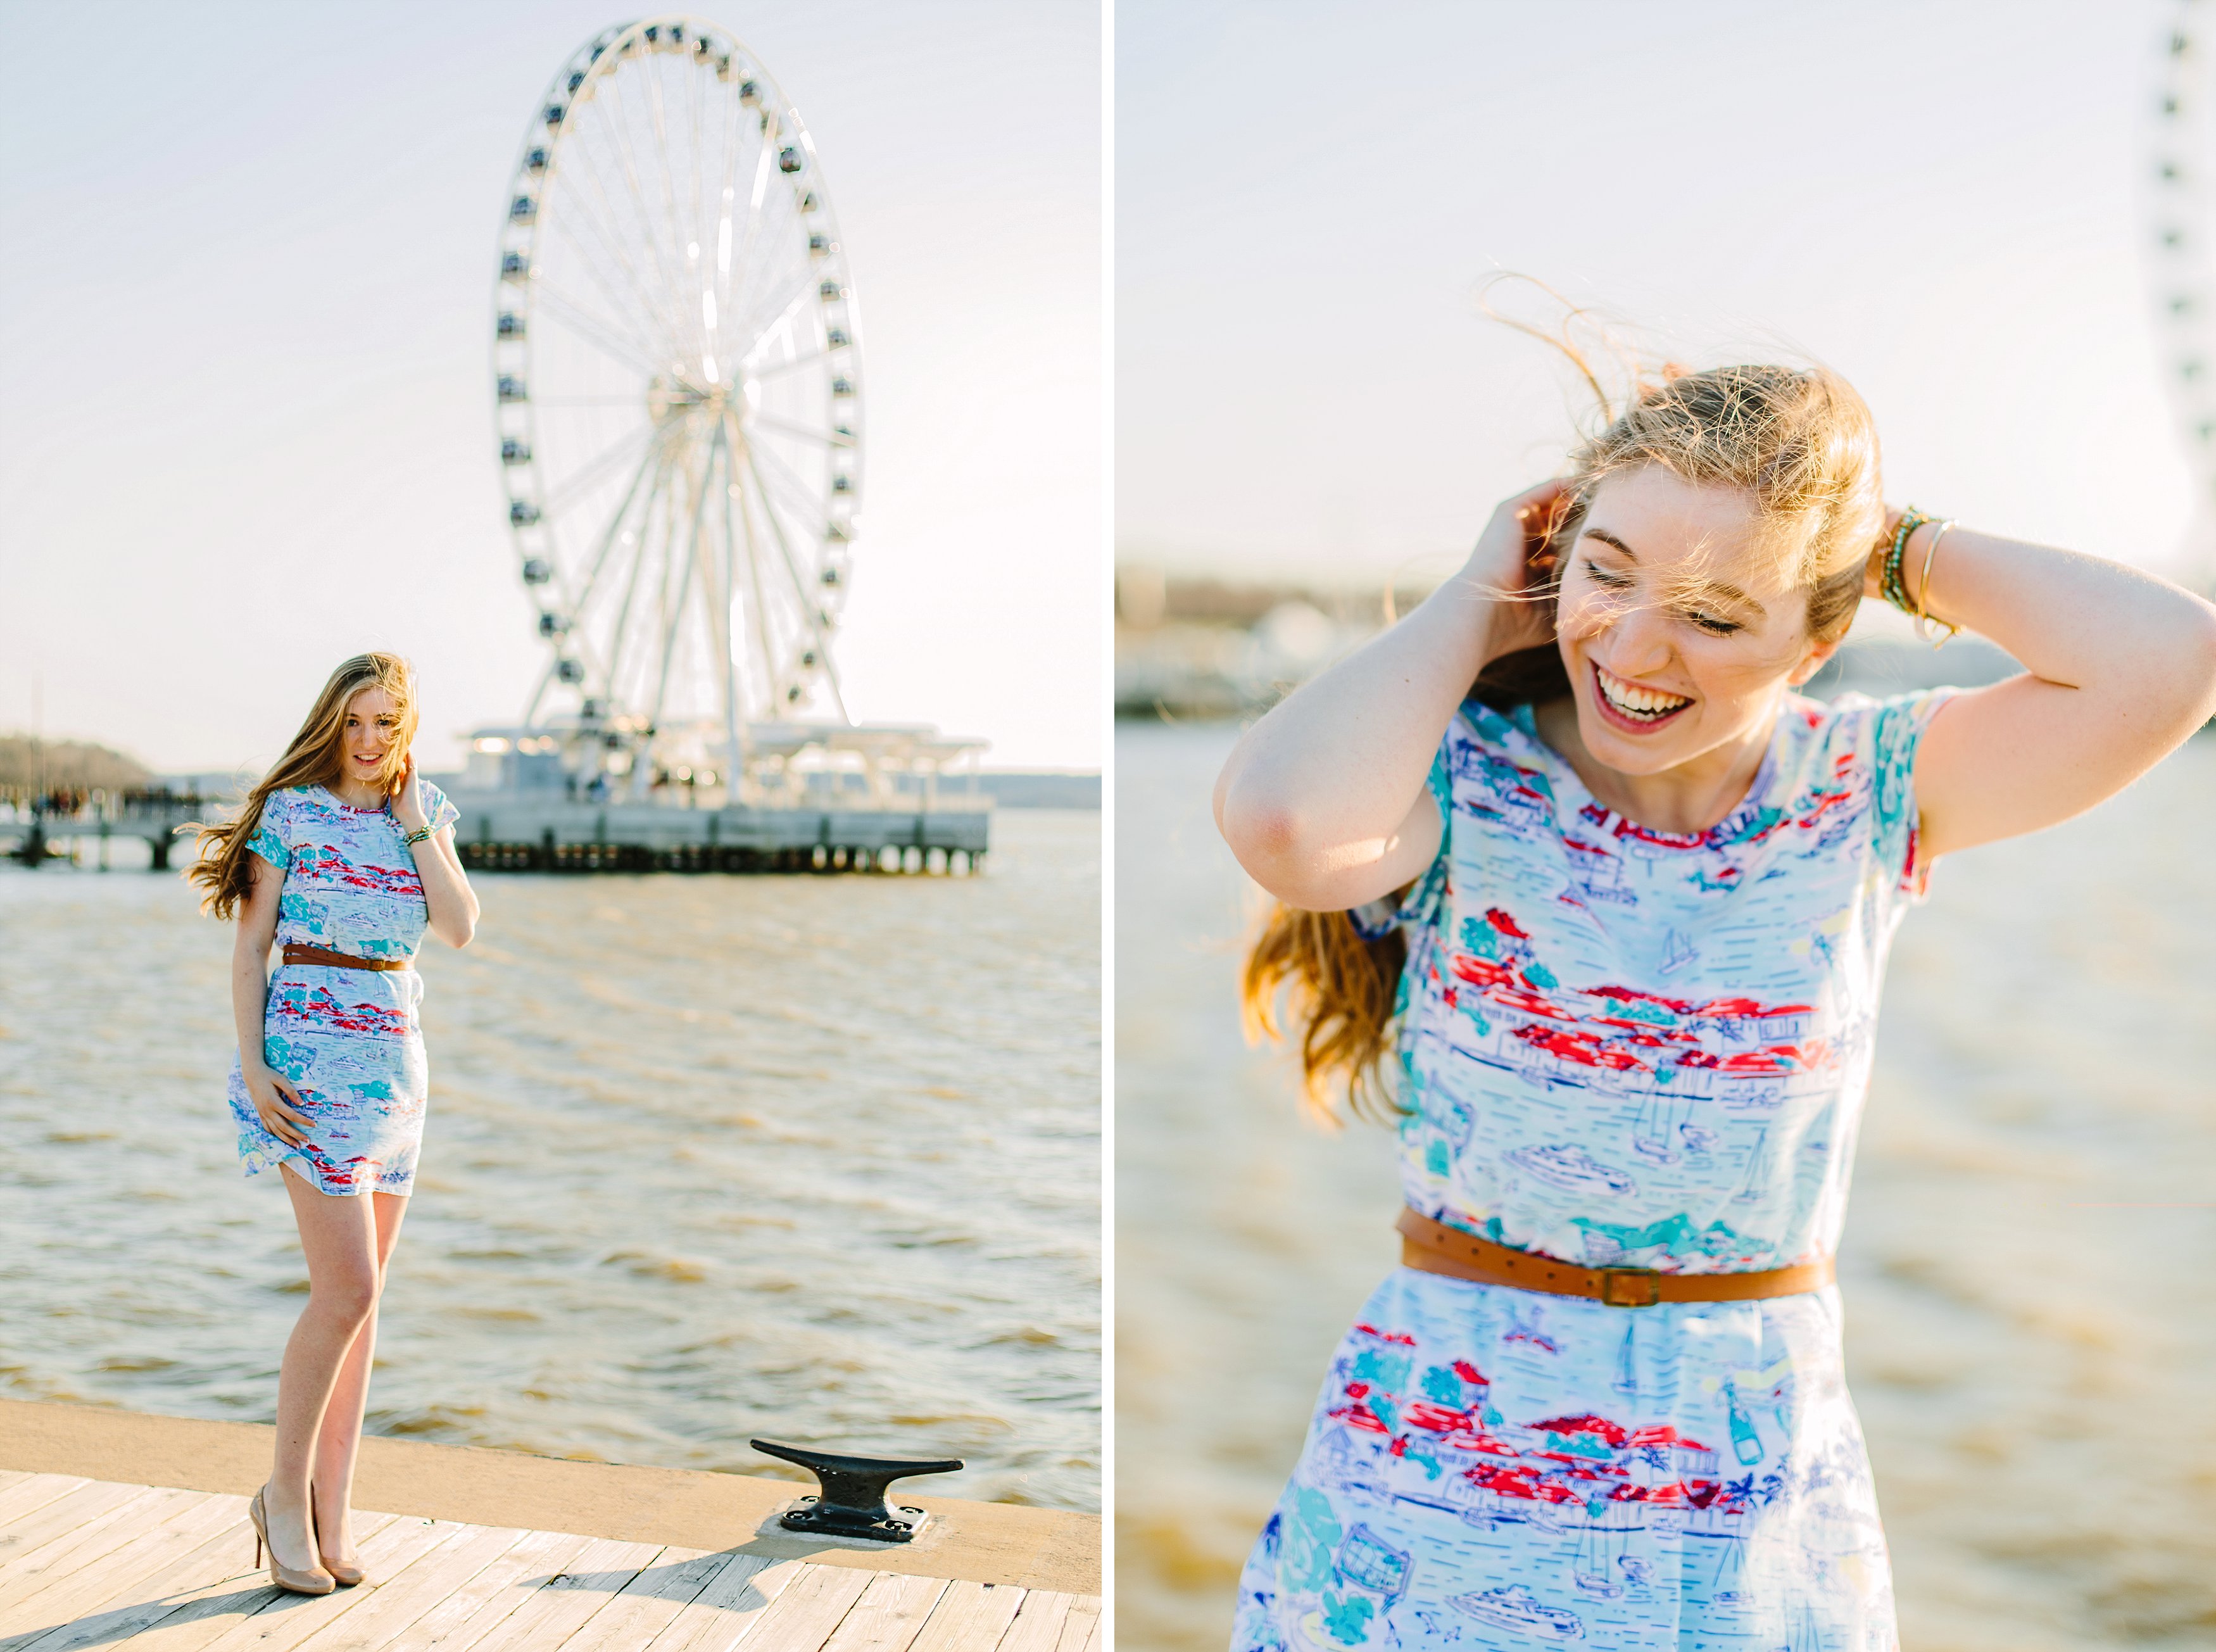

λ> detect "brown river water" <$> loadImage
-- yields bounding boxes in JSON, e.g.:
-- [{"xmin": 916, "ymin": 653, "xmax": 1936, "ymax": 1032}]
[
  {"xmin": 1117, "ymin": 721, "xmax": 2216, "ymax": 1652},
  {"xmin": 0, "ymin": 809, "xmax": 1100, "ymax": 1511}
]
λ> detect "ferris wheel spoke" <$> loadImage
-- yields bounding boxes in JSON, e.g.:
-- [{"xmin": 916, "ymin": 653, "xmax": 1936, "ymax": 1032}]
[
  {"xmin": 644, "ymin": 433, "xmax": 717, "ymax": 752},
  {"xmin": 546, "ymin": 129, "xmax": 680, "ymax": 331},
  {"xmin": 726, "ymin": 198, "xmax": 806, "ymax": 339},
  {"xmin": 725, "ymin": 142, "xmax": 788, "ymax": 326},
  {"xmin": 597, "ymin": 74, "xmax": 696, "ymax": 361},
  {"xmin": 748, "ymin": 432, "xmax": 843, "ymax": 525},
  {"xmin": 545, "ymin": 210, "xmax": 678, "ymax": 363},
  {"xmin": 723, "ymin": 415, "xmax": 783, "ymax": 715},
  {"xmin": 641, "ymin": 60, "xmax": 698, "ymax": 362},
  {"xmin": 745, "ymin": 443, "xmax": 851, "ymax": 721},
  {"xmin": 532, "ymin": 286, "xmax": 672, "ymax": 382},
  {"xmin": 749, "ymin": 413, "xmax": 855, "ymax": 447},
  {"xmin": 749, "ymin": 348, "xmax": 833, "ymax": 382},
  {"xmin": 733, "ymin": 275, "xmax": 818, "ymax": 368},
  {"xmin": 598, "ymin": 450, "xmax": 670, "ymax": 715},
  {"xmin": 531, "ymin": 275, "xmax": 668, "ymax": 374},
  {"xmin": 543, "ymin": 420, "xmax": 661, "ymax": 514},
  {"xmin": 568, "ymin": 430, "xmax": 673, "ymax": 618}
]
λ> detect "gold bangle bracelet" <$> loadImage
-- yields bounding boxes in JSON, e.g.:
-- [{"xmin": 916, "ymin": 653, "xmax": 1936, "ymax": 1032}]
[{"xmin": 1915, "ymin": 519, "xmax": 1960, "ymax": 645}]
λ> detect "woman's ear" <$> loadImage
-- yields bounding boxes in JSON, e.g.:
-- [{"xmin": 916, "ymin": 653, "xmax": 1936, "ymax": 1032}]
[{"xmin": 1787, "ymin": 636, "xmax": 1842, "ymax": 688}]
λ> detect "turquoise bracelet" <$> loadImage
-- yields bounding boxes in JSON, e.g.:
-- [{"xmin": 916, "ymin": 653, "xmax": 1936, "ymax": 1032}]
[{"xmin": 401, "ymin": 825, "xmax": 434, "ymax": 848}]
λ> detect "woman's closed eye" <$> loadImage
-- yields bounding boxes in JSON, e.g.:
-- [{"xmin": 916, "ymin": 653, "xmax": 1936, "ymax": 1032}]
[{"xmin": 1682, "ymin": 608, "xmax": 1742, "ymax": 636}]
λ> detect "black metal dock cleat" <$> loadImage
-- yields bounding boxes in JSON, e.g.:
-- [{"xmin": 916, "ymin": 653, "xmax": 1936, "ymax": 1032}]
[{"xmin": 751, "ymin": 1439, "xmax": 963, "ymax": 1544}]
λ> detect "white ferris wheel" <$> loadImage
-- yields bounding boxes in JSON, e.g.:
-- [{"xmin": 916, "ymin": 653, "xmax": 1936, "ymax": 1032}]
[
  {"xmin": 2153, "ymin": 3, "xmax": 2216, "ymax": 593},
  {"xmin": 491, "ymin": 17, "xmax": 866, "ymax": 795}
]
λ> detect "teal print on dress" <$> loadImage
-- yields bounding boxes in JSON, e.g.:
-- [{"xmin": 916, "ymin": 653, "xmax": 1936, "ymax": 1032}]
[
  {"xmin": 1458, "ymin": 916, "xmax": 1503, "ymax": 958},
  {"xmin": 1279, "ymin": 1487, "xmax": 1342, "ymax": 1592},
  {"xmin": 1420, "ymin": 1364, "xmax": 1466, "ymax": 1406},
  {"xmin": 1571, "ymin": 1211, "xmax": 1746, "ymax": 1258},
  {"xmin": 1319, "ymin": 1591, "xmax": 1373, "ymax": 1644},
  {"xmin": 1350, "ymin": 1347, "xmax": 1411, "ymax": 1394}
]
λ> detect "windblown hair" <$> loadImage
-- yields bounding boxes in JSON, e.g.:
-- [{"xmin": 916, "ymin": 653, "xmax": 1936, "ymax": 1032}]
[
  {"xmin": 1244, "ymin": 318, "xmax": 1885, "ymax": 1123},
  {"xmin": 186, "ymin": 653, "xmax": 420, "ymax": 920}
]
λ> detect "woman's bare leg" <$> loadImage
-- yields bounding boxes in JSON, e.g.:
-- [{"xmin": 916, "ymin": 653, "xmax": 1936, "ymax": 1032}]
[
  {"xmin": 265, "ymin": 1164, "xmax": 383, "ymax": 1573},
  {"xmin": 310, "ymin": 1190, "xmax": 408, "ymax": 1565}
]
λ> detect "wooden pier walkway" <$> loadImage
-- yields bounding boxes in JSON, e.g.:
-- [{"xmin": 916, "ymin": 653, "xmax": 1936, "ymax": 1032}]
[{"xmin": 0, "ymin": 1470, "xmax": 1099, "ymax": 1652}]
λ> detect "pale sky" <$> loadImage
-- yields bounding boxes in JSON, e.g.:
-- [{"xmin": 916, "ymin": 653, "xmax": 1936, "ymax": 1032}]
[
  {"xmin": 1118, "ymin": 1, "xmax": 2212, "ymax": 596},
  {"xmin": 0, "ymin": 0, "xmax": 1100, "ymax": 773}
]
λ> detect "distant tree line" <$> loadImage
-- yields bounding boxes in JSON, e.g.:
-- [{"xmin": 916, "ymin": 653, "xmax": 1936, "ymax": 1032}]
[{"xmin": 0, "ymin": 733, "xmax": 154, "ymax": 791}]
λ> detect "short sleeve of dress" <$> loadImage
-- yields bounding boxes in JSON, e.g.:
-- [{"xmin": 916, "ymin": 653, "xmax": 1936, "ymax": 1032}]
[
  {"xmin": 1347, "ymin": 735, "xmax": 1454, "ymax": 941},
  {"xmin": 244, "ymin": 791, "xmax": 292, "ymax": 871},
  {"xmin": 419, "ymin": 780, "xmax": 461, "ymax": 837},
  {"xmin": 1867, "ymin": 687, "xmax": 1958, "ymax": 902}
]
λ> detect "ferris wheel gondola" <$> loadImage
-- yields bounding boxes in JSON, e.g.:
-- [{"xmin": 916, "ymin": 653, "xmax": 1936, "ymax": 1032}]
[{"xmin": 490, "ymin": 16, "xmax": 869, "ymax": 797}]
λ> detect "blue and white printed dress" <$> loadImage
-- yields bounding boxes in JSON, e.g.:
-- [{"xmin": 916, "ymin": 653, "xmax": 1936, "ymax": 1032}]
[
  {"xmin": 224, "ymin": 781, "xmax": 459, "ymax": 1197},
  {"xmin": 1233, "ymin": 688, "xmax": 1953, "ymax": 1652}
]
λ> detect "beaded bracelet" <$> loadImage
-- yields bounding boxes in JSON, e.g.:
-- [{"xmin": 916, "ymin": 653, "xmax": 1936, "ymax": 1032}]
[
  {"xmin": 1880, "ymin": 507, "xmax": 1933, "ymax": 615},
  {"xmin": 401, "ymin": 825, "xmax": 434, "ymax": 848}
]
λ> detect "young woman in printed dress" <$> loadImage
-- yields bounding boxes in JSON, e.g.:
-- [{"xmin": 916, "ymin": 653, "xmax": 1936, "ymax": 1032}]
[
  {"xmin": 189, "ymin": 652, "xmax": 477, "ymax": 1595},
  {"xmin": 1214, "ymin": 362, "xmax": 2216, "ymax": 1649}
]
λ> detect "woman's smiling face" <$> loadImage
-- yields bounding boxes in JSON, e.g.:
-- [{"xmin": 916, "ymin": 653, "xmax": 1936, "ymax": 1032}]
[
  {"xmin": 1553, "ymin": 466, "xmax": 1839, "ymax": 777},
  {"xmin": 341, "ymin": 686, "xmax": 405, "ymax": 789}
]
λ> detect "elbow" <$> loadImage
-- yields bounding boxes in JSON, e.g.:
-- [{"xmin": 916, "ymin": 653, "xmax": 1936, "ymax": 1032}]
[
  {"xmin": 444, "ymin": 918, "xmax": 476, "ymax": 950},
  {"xmin": 1218, "ymin": 772, "xmax": 1307, "ymax": 876}
]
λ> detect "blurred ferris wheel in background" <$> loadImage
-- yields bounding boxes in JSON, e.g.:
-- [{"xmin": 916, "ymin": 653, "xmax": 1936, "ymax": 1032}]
[
  {"xmin": 489, "ymin": 16, "xmax": 867, "ymax": 795},
  {"xmin": 2151, "ymin": 3, "xmax": 2216, "ymax": 588}
]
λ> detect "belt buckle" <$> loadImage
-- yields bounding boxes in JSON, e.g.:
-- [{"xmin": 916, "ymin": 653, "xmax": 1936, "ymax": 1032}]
[{"xmin": 1599, "ymin": 1268, "xmax": 1660, "ymax": 1308}]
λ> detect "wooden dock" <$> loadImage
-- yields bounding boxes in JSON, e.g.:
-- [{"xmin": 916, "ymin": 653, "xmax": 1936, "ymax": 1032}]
[
  {"xmin": 0, "ymin": 1403, "xmax": 1099, "ymax": 1652},
  {"xmin": 0, "ymin": 1472, "xmax": 1097, "ymax": 1652}
]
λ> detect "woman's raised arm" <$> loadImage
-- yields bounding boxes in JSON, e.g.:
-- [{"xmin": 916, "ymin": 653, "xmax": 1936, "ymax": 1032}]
[
  {"xmin": 1898, "ymin": 521, "xmax": 2216, "ymax": 861},
  {"xmin": 1214, "ymin": 480, "xmax": 1564, "ymax": 911}
]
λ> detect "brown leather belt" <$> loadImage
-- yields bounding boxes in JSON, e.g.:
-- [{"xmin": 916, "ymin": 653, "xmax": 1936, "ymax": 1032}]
[
  {"xmin": 1397, "ymin": 1206, "xmax": 1834, "ymax": 1308},
  {"xmin": 281, "ymin": 943, "xmax": 411, "ymax": 972}
]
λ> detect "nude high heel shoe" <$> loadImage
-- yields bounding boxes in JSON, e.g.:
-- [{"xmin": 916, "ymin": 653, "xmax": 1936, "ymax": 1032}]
[
  {"xmin": 249, "ymin": 1486, "xmax": 335, "ymax": 1596},
  {"xmin": 311, "ymin": 1482, "xmax": 366, "ymax": 1586}
]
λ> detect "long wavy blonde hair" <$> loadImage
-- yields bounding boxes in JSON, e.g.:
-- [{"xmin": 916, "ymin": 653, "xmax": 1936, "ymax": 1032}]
[
  {"xmin": 186, "ymin": 653, "xmax": 420, "ymax": 919},
  {"xmin": 1243, "ymin": 348, "xmax": 1884, "ymax": 1124}
]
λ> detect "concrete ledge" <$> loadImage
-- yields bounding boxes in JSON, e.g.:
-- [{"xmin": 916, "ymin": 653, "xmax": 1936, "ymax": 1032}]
[{"xmin": 0, "ymin": 1399, "xmax": 1098, "ymax": 1594}]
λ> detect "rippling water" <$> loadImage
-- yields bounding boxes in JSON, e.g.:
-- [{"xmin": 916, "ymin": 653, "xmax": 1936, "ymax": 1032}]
[
  {"xmin": 0, "ymin": 810, "xmax": 1099, "ymax": 1511},
  {"xmin": 1116, "ymin": 721, "xmax": 2216, "ymax": 1651}
]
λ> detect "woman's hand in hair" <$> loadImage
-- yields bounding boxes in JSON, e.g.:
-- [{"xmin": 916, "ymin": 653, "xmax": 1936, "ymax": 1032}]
[
  {"xmin": 390, "ymin": 751, "xmax": 429, "ymax": 833},
  {"xmin": 244, "ymin": 1065, "xmax": 315, "ymax": 1151},
  {"xmin": 1461, "ymin": 479, "xmax": 1571, "ymax": 657},
  {"xmin": 1214, "ymin": 482, "xmax": 1573, "ymax": 911}
]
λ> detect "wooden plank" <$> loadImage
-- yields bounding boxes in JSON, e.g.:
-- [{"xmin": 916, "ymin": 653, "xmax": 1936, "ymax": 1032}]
[
  {"xmin": 0, "ymin": 1491, "xmax": 237, "ymax": 1643},
  {"xmin": 551, "ymin": 1547, "xmax": 729, "ymax": 1652},
  {"xmin": 729, "ymin": 1565, "xmax": 870, "ymax": 1652},
  {"xmin": 0, "ymin": 1480, "xmax": 145, "ymax": 1568},
  {"xmin": 817, "ymin": 1574, "xmax": 948, "ymax": 1652},
  {"xmin": 0, "ymin": 1485, "xmax": 205, "ymax": 1614},
  {"xmin": 1054, "ymin": 1600, "xmax": 1099, "ymax": 1652},
  {"xmin": 377, "ymin": 1527, "xmax": 597, "ymax": 1652},
  {"xmin": 10, "ymin": 1512, "xmax": 400, "ymax": 1652},
  {"xmin": 903, "ymin": 1583, "xmax": 1023, "ymax": 1652},
  {"xmin": 635, "ymin": 1554, "xmax": 806, "ymax": 1652},
  {"xmin": 0, "ymin": 1479, "xmax": 87, "ymax": 1534},
  {"xmin": 291, "ymin": 1522, "xmax": 526, "ymax": 1652},
  {"xmin": 456, "ymin": 1537, "xmax": 666, "ymax": 1652},
  {"xmin": 987, "ymin": 1594, "xmax": 1069, "ymax": 1652},
  {"xmin": 182, "ymin": 1514, "xmax": 453, "ymax": 1652},
  {"xmin": 0, "ymin": 1479, "xmax": 29, "ymax": 1499}
]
